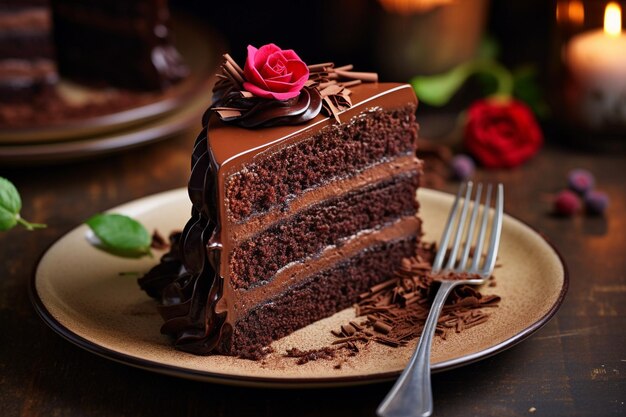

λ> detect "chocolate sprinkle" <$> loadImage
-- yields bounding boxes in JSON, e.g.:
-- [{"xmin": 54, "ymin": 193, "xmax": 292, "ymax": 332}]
[{"xmin": 332, "ymin": 243, "xmax": 500, "ymax": 349}]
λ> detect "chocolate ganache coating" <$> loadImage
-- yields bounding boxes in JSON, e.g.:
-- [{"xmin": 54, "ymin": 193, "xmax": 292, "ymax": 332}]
[{"xmin": 139, "ymin": 119, "xmax": 229, "ymax": 354}]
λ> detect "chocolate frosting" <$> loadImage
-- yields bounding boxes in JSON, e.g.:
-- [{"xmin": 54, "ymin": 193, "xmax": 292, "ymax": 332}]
[
  {"xmin": 139, "ymin": 122, "xmax": 229, "ymax": 354},
  {"xmin": 209, "ymin": 86, "xmax": 322, "ymax": 128}
]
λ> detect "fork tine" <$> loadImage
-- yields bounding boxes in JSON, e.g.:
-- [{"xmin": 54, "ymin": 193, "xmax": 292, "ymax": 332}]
[
  {"xmin": 432, "ymin": 184, "xmax": 465, "ymax": 273},
  {"xmin": 469, "ymin": 184, "xmax": 493, "ymax": 273},
  {"xmin": 445, "ymin": 182, "xmax": 473, "ymax": 270},
  {"xmin": 481, "ymin": 183, "xmax": 504, "ymax": 276},
  {"xmin": 457, "ymin": 183, "xmax": 483, "ymax": 271}
]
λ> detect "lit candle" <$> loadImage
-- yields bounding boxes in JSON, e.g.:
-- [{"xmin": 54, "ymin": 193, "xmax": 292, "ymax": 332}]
[{"xmin": 565, "ymin": 2, "xmax": 626, "ymax": 131}]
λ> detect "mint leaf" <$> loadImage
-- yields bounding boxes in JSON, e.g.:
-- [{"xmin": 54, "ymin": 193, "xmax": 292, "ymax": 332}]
[
  {"xmin": 86, "ymin": 213, "xmax": 151, "ymax": 258},
  {"xmin": 0, "ymin": 177, "xmax": 46, "ymax": 231}
]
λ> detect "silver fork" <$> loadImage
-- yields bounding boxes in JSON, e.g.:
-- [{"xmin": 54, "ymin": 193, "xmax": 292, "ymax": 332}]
[{"xmin": 377, "ymin": 182, "xmax": 504, "ymax": 417}]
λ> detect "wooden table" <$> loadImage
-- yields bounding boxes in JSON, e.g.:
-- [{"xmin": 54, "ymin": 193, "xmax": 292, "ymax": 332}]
[{"xmin": 1, "ymin": 127, "xmax": 624, "ymax": 417}]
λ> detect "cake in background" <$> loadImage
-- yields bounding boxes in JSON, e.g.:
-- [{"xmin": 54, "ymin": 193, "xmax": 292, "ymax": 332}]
[
  {"xmin": 0, "ymin": 0, "xmax": 188, "ymax": 127},
  {"xmin": 140, "ymin": 44, "xmax": 422, "ymax": 358},
  {"xmin": 51, "ymin": 0, "xmax": 188, "ymax": 90},
  {"xmin": 0, "ymin": 0, "xmax": 58, "ymax": 103}
]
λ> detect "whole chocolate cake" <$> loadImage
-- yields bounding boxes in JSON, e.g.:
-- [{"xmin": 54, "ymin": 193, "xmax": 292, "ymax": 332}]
[
  {"xmin": 140, "ymin": 44, "xmax": 422, "ymax": 357},
  {"xmin": 0, "ymin": 0, "xmax": 186, "ymax": 107},
  {"xmin": 51, "ymin": 0, "xmax": 188, "ymax": 90}
]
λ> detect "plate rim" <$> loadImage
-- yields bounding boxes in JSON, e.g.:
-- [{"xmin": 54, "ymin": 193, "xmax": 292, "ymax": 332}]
[
  {"xmin": 28, "ymin": 188, "xmax": 569, "ymax": 388},
  {"xmin": 0, "ymin": 91, "xmax": 209, "ymax": 165}
]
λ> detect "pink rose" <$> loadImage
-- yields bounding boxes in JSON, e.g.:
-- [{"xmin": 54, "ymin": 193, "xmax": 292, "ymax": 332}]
[{"xmin": 243, "ymin": 43, "xmax": 309, "ymax": 100}]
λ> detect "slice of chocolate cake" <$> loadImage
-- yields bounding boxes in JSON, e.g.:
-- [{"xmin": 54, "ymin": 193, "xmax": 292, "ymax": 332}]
[
  {"xmin": 0, "ymin": 0, "xmax": 58, "ymax": 102},
  {"xmin": 140, "ymin": 45, "xmax": 422, "ymax": 357},
  {"xmin": 50, "ymin": 0, "xmax": 188, "ymax": 90}
]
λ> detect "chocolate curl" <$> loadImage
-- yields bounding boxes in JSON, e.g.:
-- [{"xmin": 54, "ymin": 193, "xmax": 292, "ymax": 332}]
[
  {"xmin": 224, "ymin": 53, "xmax": 244, "ymax": 75},
  {"xmin": 213, "ymin": 108, "xmax": 243, "ymax": 119},
  {"xmin": 305, "ymin": 61, "xmax": 378, "ymax": 123},
  {"xmin": 334, "ymin": 69, "xmax": 378, "ymax": 83},
  {"xmin": 329, "ymin": 245, "xmax": 500, "ymax": 350},
  {"xmin": 308, "ymin": 62, "xmax": 334, "ymax": 72}
]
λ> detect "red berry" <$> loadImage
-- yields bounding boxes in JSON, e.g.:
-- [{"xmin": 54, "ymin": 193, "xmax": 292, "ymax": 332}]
[
  {"xmin": 554, "ymin": 190, "xmax": 581, "ymax": 216},
  {"xmin": 584, "ymin": 190, "xmax": 609, "ymax": 215},
  {"xmin": 568, "ymin": 169, "xmax": 594, "ymax": 194},
  {"xmin": 451, "ymin": 154, "xmax": 475, "ymax": 180}
]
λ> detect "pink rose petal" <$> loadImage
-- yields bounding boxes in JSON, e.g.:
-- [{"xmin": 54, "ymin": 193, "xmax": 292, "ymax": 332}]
[{"xmin": 242, "ymin": 43, "xmax": 309, "ymax": 100}]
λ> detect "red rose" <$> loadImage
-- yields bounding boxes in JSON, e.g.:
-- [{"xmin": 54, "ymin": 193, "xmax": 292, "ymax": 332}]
[
  {"xmin": 464, "ymin": 99, "xmax": 543, "ymax": 169},
  {"xmin": 243, "ymin": 43, "xmax": 309, "ymax": 101}
]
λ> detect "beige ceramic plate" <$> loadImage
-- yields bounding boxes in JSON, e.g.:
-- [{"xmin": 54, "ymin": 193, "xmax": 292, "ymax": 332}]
[{"xmin": 31, "ymin": 188, "xmax": 568, "ymax": 388}]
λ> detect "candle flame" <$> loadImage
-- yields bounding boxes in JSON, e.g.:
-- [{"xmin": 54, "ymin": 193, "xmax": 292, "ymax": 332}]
[
  {"xmin": 604, "ymin": 2, "xmax": 621, "ymax": 36},
  {"xmin": 569, "ymin": 1, "xmax": 584, "ymax": 25},
  {"xmin": 556, "ymin": 0, "xmax": 584, "ymax": 26}
]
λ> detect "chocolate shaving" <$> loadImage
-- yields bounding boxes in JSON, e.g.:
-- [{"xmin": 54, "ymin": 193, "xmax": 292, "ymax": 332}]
[
  {"xmin": 150, "ymin": 230, "xmax": 169, "ymax": 250},
  {"xmin": 286, "ymin": 242, "xmax": 499, "ymax": 367},
  {"xmin": 285, "ymin": 347, "xmax": 336, "ymax": 365},
  {"xmin": 329, "ymin": 242, "xmax": 500, "ymax": 352}
]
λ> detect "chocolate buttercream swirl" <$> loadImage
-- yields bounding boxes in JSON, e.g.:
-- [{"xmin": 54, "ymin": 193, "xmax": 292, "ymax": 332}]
[
  {"xmin": 211, "ymin": 86, "xmax": 322, "ymax": 128},
  {"xmin": 139, "ymin": 119, "xmax": 229, "ymax": 355},
  {"xmin": 210, "ymin": 53, "xmax": 377, "ymax": 128}
]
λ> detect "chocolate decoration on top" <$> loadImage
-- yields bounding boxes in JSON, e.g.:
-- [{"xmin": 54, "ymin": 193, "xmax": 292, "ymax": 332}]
[{"xmin": 210, "ymin": 53, "xmax": 378, "ymax": 128}]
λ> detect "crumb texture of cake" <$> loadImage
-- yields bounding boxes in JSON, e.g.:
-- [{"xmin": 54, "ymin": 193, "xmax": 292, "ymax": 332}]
[
  {"xmin": 225, "ymin": 105, "xmax": 418, "ymax": 222},
  {"xmin": 230, "ymin": 171, "xmax": 420, "ymax": 289},
  {"xmin": 231, "ymin": 237, "xmax": 417, "ymax": 358},
  {"xmin": 0, "ymin": 0, "xmax": 58, "ymax": 102},
  {"xmin": 140, "ymin": 82, "xmax": 423, "ymax": 357}
]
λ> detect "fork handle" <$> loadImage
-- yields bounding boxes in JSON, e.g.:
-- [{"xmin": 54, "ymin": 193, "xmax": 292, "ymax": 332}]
[{"xmin": 377, "ymin": 280, "xmax": 459, "ymax": 417}]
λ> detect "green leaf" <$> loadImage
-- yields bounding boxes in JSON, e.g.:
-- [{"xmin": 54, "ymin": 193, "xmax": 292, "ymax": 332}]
[
  {"xmin": 411, "ymin": 64, "xmax": 475, "ymax": 106},
  {"xmin": 0, "ymin": 177, "xmax": 21, "ymax": 214},
  {"xmin": 86, "ymin": 213, "xmax": 151, "ymax": 258},
  {"xmin": 0, "ymin": 177, "xmax": 46, "ymax": 231},
  {"xmin": 0, "ymin": 206, "xmax": 17, "ymax": 231}
]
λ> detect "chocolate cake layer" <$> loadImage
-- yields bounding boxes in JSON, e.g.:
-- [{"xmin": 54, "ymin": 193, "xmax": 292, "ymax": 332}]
[
  {"xmin": 228, "ymin": 236, "xmax": 418, "ymax": 357},
  {"xmin": 231, "ymin": 216, "xmax": 422, "ymax": 318},
  {"xmin": 230, "ymin": 171, "xmax": 420, "ymax": 289},
  {"xmin": 225, "ymin": 105, "xmax": 417, "ymax": 222}
]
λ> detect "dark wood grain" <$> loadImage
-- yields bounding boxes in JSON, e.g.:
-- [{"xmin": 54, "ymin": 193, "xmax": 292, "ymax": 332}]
[{"xmin": 1, "ymin": 127, "xmax": 624, "ymax": 417}]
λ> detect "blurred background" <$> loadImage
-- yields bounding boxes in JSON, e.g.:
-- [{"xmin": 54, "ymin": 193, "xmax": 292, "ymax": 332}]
[{"xmin": 3, "ymin": 0, "xmax": 624, "ymax": 166}]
